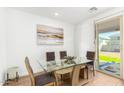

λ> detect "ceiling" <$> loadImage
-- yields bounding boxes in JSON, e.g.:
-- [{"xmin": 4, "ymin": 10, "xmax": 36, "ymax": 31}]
[{"xmin": 13, "ymin": 7, "xmax": 115, "ymax": 24}]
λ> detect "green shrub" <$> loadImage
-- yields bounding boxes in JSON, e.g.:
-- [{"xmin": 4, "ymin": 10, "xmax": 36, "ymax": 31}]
[{"xmin": 99, "ymin": 55, "xmax": 120, "ymax": 63}]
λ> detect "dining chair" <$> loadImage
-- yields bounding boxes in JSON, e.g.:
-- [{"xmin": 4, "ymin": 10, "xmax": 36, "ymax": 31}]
[
  {"xmin": 60, "ymin": 51, "xmax": 67, "ymax": 60},
  {"xmin": 46, "ymin": 52, "xmax": 56, "ymax": 66},
  {"xmin": 54, "ymin": 65, "xmax": 81, "ymax": 86},
  {"xmin": 85, "ymin": 51, "xmax": 95, "ymax": 79},
  {"xmin": 59, "ymin": 51, "xmax": 70, "ymax": 80},
  {"xmin": 25, "ymin": 57, "xmax": 56, "ymax": 86},
  {"xmin": 54, "ymin": 67, "xmax": 73, "ymax": 86},
  {"xmin": 46, "ymin": 52, "xmax": 55, "ymax": 61}
]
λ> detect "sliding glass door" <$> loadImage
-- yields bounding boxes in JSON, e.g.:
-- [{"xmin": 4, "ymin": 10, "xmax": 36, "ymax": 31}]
[{"xmin": 96, "ymin": 16, "xmax": 123, "ymax": 78}]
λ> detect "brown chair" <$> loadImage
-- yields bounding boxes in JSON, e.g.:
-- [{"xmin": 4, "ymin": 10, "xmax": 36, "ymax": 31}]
[
  {"xmin": 86, "ymin": 51, "xmax": 95, "ymax": 79},
  {"xmin": 56, "ymin": 51, "xmax": 71, "ymax": 85},
  {"xmin": 46, "ymin": 52, "xmax": 55, "ymax": 61},
  {"xmin": 86, "ymin": 51, "xmax": 95, "ymax": 60},
  {"xmin": 54, "ymin": 65, "xmax": 81, "ymax": 86},
  {"xmin": 54, "ymin": 67, "xmax": 73, "ymax": 86},
  {"xmin": 60, "ymin": 51, "xmax": 67, "ymax": 59},
  {"xmin": 25, "ymin": 57, "xmax": 56, "ymax": 86},
  {"xmin": 46, "ymin": 52, "xmax": 56, "ymax": 66}
]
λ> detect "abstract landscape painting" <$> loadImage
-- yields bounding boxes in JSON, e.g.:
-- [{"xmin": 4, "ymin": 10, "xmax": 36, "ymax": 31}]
[{"xmin": 37, "ymin": 24, "xmax": 64, "ymax": 45}]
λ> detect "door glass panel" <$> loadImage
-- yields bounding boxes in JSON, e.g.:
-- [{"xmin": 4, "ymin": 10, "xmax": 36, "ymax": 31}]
[
  {"xmin": 96, "ymin": 17, "xmax": 121, "ymax": 77},
  {"xmin": 98, "ymin": 31, "xmax": 120, "ymax": 76}
]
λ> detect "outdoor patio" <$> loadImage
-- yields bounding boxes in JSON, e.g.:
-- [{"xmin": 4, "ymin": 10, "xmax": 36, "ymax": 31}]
[
  {"xmin": 99, "ymin": 62, "xmax": 120, "ymax": 76},
  {"xmin": 99, "ymin": 52, "xmax": 120, "ymax": 77}
]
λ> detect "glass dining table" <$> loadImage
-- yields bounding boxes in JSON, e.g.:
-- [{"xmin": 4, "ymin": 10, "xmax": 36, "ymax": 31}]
[
  {"xmin": 36, "ymin": 57, "xmax": 93, "ymax": 86},
  {"xmin": 37, "ymin": 57, "xmax": 93, "ymax": 73}
]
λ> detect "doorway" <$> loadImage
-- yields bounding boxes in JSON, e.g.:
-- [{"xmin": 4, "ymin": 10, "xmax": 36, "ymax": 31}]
[{"xmin": 96, "ymin": 16, "xmax": 123, "ymax": 78}]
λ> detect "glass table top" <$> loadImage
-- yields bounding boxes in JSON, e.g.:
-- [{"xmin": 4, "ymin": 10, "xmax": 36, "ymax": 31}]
[{"xmin": 37, "ymin": 57, "xmax": 93, "ymax": 72}]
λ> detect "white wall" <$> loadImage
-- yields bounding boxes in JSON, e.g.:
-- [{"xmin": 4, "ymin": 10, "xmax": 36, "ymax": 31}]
[
  {"xmin": 0, "ymin": 8, "xmax": 7, "ymax": 83},
  {"xmin": 75, "ymin": 19, "xmax": 95, "ymax": 58},
  {"xmin": 75, "ymin": 8, "xmax": 124, "ymax": 57},
  {"xmin": 6, "ymin": 8, "xmax": 75, "ymax": 77}
]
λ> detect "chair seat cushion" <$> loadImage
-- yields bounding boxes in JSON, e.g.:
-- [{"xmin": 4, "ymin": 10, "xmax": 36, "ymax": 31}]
[{"xmin": 35, "ymin": 73, "xmax": 55, "ymax": 86}]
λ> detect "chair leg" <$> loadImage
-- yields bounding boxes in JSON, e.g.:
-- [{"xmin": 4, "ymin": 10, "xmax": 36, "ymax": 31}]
[
  {"xmin": 54, "ymin": 72, "xmax": 62, "ymax": 86},
  {"xmin": 93, "ymin": 66, "xmax": 95, "ymax": 76},
  {"xmin": 53, "ymin": 82, "xmax": 56, "ymax": 86},
  {"xmin": 86, "ymin": 67, "xmax": 89, "ymax": 79},
  {"xmin": 80, "ymin": 68, "xmax": 85, "ymax": 79},
  {"xmin": 82, "ymin": 69, "xmax": 85, "ymax": 79}
]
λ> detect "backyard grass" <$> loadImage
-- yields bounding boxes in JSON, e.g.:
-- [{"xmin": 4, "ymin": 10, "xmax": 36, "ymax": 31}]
[{"xmin": 99, "ymin": 52, "xmax": 120, "ymax": 63}]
